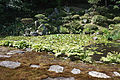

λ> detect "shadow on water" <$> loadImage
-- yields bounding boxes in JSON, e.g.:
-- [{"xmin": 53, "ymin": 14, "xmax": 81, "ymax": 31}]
[{"xmin": 85, "ymin": 43, "xmax": 120, "ymax": 61}]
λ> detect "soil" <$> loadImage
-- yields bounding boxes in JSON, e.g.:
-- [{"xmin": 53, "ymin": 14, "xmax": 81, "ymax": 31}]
[{"xmin": 0, "ymin": 46, "xmax": 120, "ymax": 80}]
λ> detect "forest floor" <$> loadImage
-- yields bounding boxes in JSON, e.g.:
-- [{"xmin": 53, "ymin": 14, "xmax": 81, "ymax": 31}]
[{"xmin": 0, "ymin": 46, "xmax": 120, "ymax": 80}]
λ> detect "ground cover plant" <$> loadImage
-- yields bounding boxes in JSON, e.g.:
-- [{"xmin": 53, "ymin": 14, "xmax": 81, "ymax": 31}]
[{"xmin": 0, "ymin": 34, "xmax": 120, "ymax": 63}]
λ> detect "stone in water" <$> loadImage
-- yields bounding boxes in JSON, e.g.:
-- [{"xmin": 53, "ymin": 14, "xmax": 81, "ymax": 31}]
[
  {"xmin": 42, "ymin": 77, "xmax": 75, "ymax": 80},
  {"xmin": 7, "ymin": 50, "xmax": 25, "ymax": 55},
  {"xmin": 88, "ymin": 71, "xmax": 111, "ymax": 78},
  {"xmin": 71, "ymin": 68, "xmax": 81, "ymax": 74},
  {"xmin": 0, "ymin": 55, "xmax": 11, "ymax": 58},
  {"xmin": 113, "ymin": 72, "xmax": 120, "ymax": 76},
  {"xmin": 30, "ymin": 65, "xmax": 40, "ymax": 68},
  {"xmin": 48, "ymin": 65, "xmax": 64, "ymax": 73},
  {"xmin": 0, "ymin": 61, "xmax": 21, "ymax": 69}
]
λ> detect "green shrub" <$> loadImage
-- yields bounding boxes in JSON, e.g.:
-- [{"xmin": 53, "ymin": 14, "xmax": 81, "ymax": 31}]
[
  {"xmin": 60, "ymin": 26, "xmax": 69, "ymax": 34},
  {"xmin": 109, "ymin": 24, "xmax": 115, "ymax": 30},
  {"xmin": 81, "ymin": 14, "xmax": 91, "ymax": 23},
  {"xmin": 35, "ymin": 14, "xmax": 46, "ymax": 19},
  {"xmin": 89, "ymin": 11, "xmax": 100, "ymax": 16},
  {"xmin": 107, "ymin": 24, "xmax": 120, "ymax": 40},
  {"xmin": 95, "ymin": 6, "xmax": 108, "ymax": 15},
  {"xmin": 83, "ymin": 24, "xmax": 98, "ymax": 34},
  {"xmin": 113, "ymin": 17, "xmax": 120, "ymax": 24},
  {"xmin": 72, "ymin": 15, "xmax": 80, "ymax": 19},
  {"xmin": 92, "ymin": 15, "xmax": 107, "ymax": 26},
  {"xmin": 63, "ymin": 21, "xmax": 83, "ymax": 33}
]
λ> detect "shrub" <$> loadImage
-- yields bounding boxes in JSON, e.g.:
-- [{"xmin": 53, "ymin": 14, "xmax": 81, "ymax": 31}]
[
  {"xmin": 92, "ymin": 15, "xmax": 107, "ymax": 26},
  {"xmin": 35, "ymin": 14, "xmax": 46, "ymax": 19},
  {"xmin": 107, "ymin": 24, "xmax": 120, "ymax": 40},
  {"xmin": 83, "ymin": 24, "xmax": 98, "ymax": 34},
  {"xmin": 95, "ymin": 6, "xmax": 108, "ymax": 15},
  {"xmin": 81, "ymin": 14, "xmax": 91, "ymax": 23},
  {"xmin": 113, "ymin": 17, "xmax": 120, "ymax": 24},
  {"xmin": 72, "ymin": 15, "xmax": 80, "ymax": 19},
  {"xmin": 63, "ymin": 21, "xmax": 84, "ymax": 33},
  {"xmin": 89, "ymin": 11, "xmax": 100, "ymax": 16},
  {"xmin": 60, "ymin": 26, "xmax": 69, "ymax": 34}
]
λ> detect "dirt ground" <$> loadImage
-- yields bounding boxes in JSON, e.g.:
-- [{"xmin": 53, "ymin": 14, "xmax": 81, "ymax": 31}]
[{"xmin": 0, "ymin": 46, "xmax": 120, "ymax": 80}]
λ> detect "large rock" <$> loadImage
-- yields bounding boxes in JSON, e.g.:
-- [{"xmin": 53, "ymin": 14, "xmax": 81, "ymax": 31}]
[
  {"xmin": 48, "ymin": 65, "xmax": 64, "ymax": 73},
  {"xmin": 71, "ymin": 68, "xmax": 81, "ymax": 74},
  {"xmin": 0, "ymin": 61, "xmax": 21, "ymax": 69},
  {"xmin": 42, "ymin": 77, "xmax": 75, "ymax": 80},
  {"xmin": 7, "ymin": 50, "xmax": 25, "ymax": 55},
  {"xmin": 88, "ymin": 71, "xmax": 111, "ymax": 78},
  {"xmin": 0, "ymin": 55, "xmax": 11, "ymax": 58}
]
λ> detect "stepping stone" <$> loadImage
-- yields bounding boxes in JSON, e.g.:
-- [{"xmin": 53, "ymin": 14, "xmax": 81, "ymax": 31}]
[
  {"xmin": 88, "ymin": 71, "xmax": 111, "ymax": 78},
  {"xmin": 42, "ymin": 77, "xmax": 75, "ymax": 80},
  {"xmin": 48, "ymin": 65, "xmax": 64, "ymax": 73},
  {"xmin": 7, "ymin": 50, "xmax": 25, "ymax": 55},
  {"xmin": 30, "ymin": 65, "xmax": 40, "ymax": 68},
  {"xmin": 0, "ymin": 55, "xmax": 11, "ymax": 58},
  {"xmin": 0, "ymin": 61, "xmax": 21, "ymax": 69},
  {"xmin": 71, "ymin": 68, "xmax": 81, "ymax": 74},
  {"xmin": 113, "ymin": 72, "xmax": 120, "ymax": 76}
]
